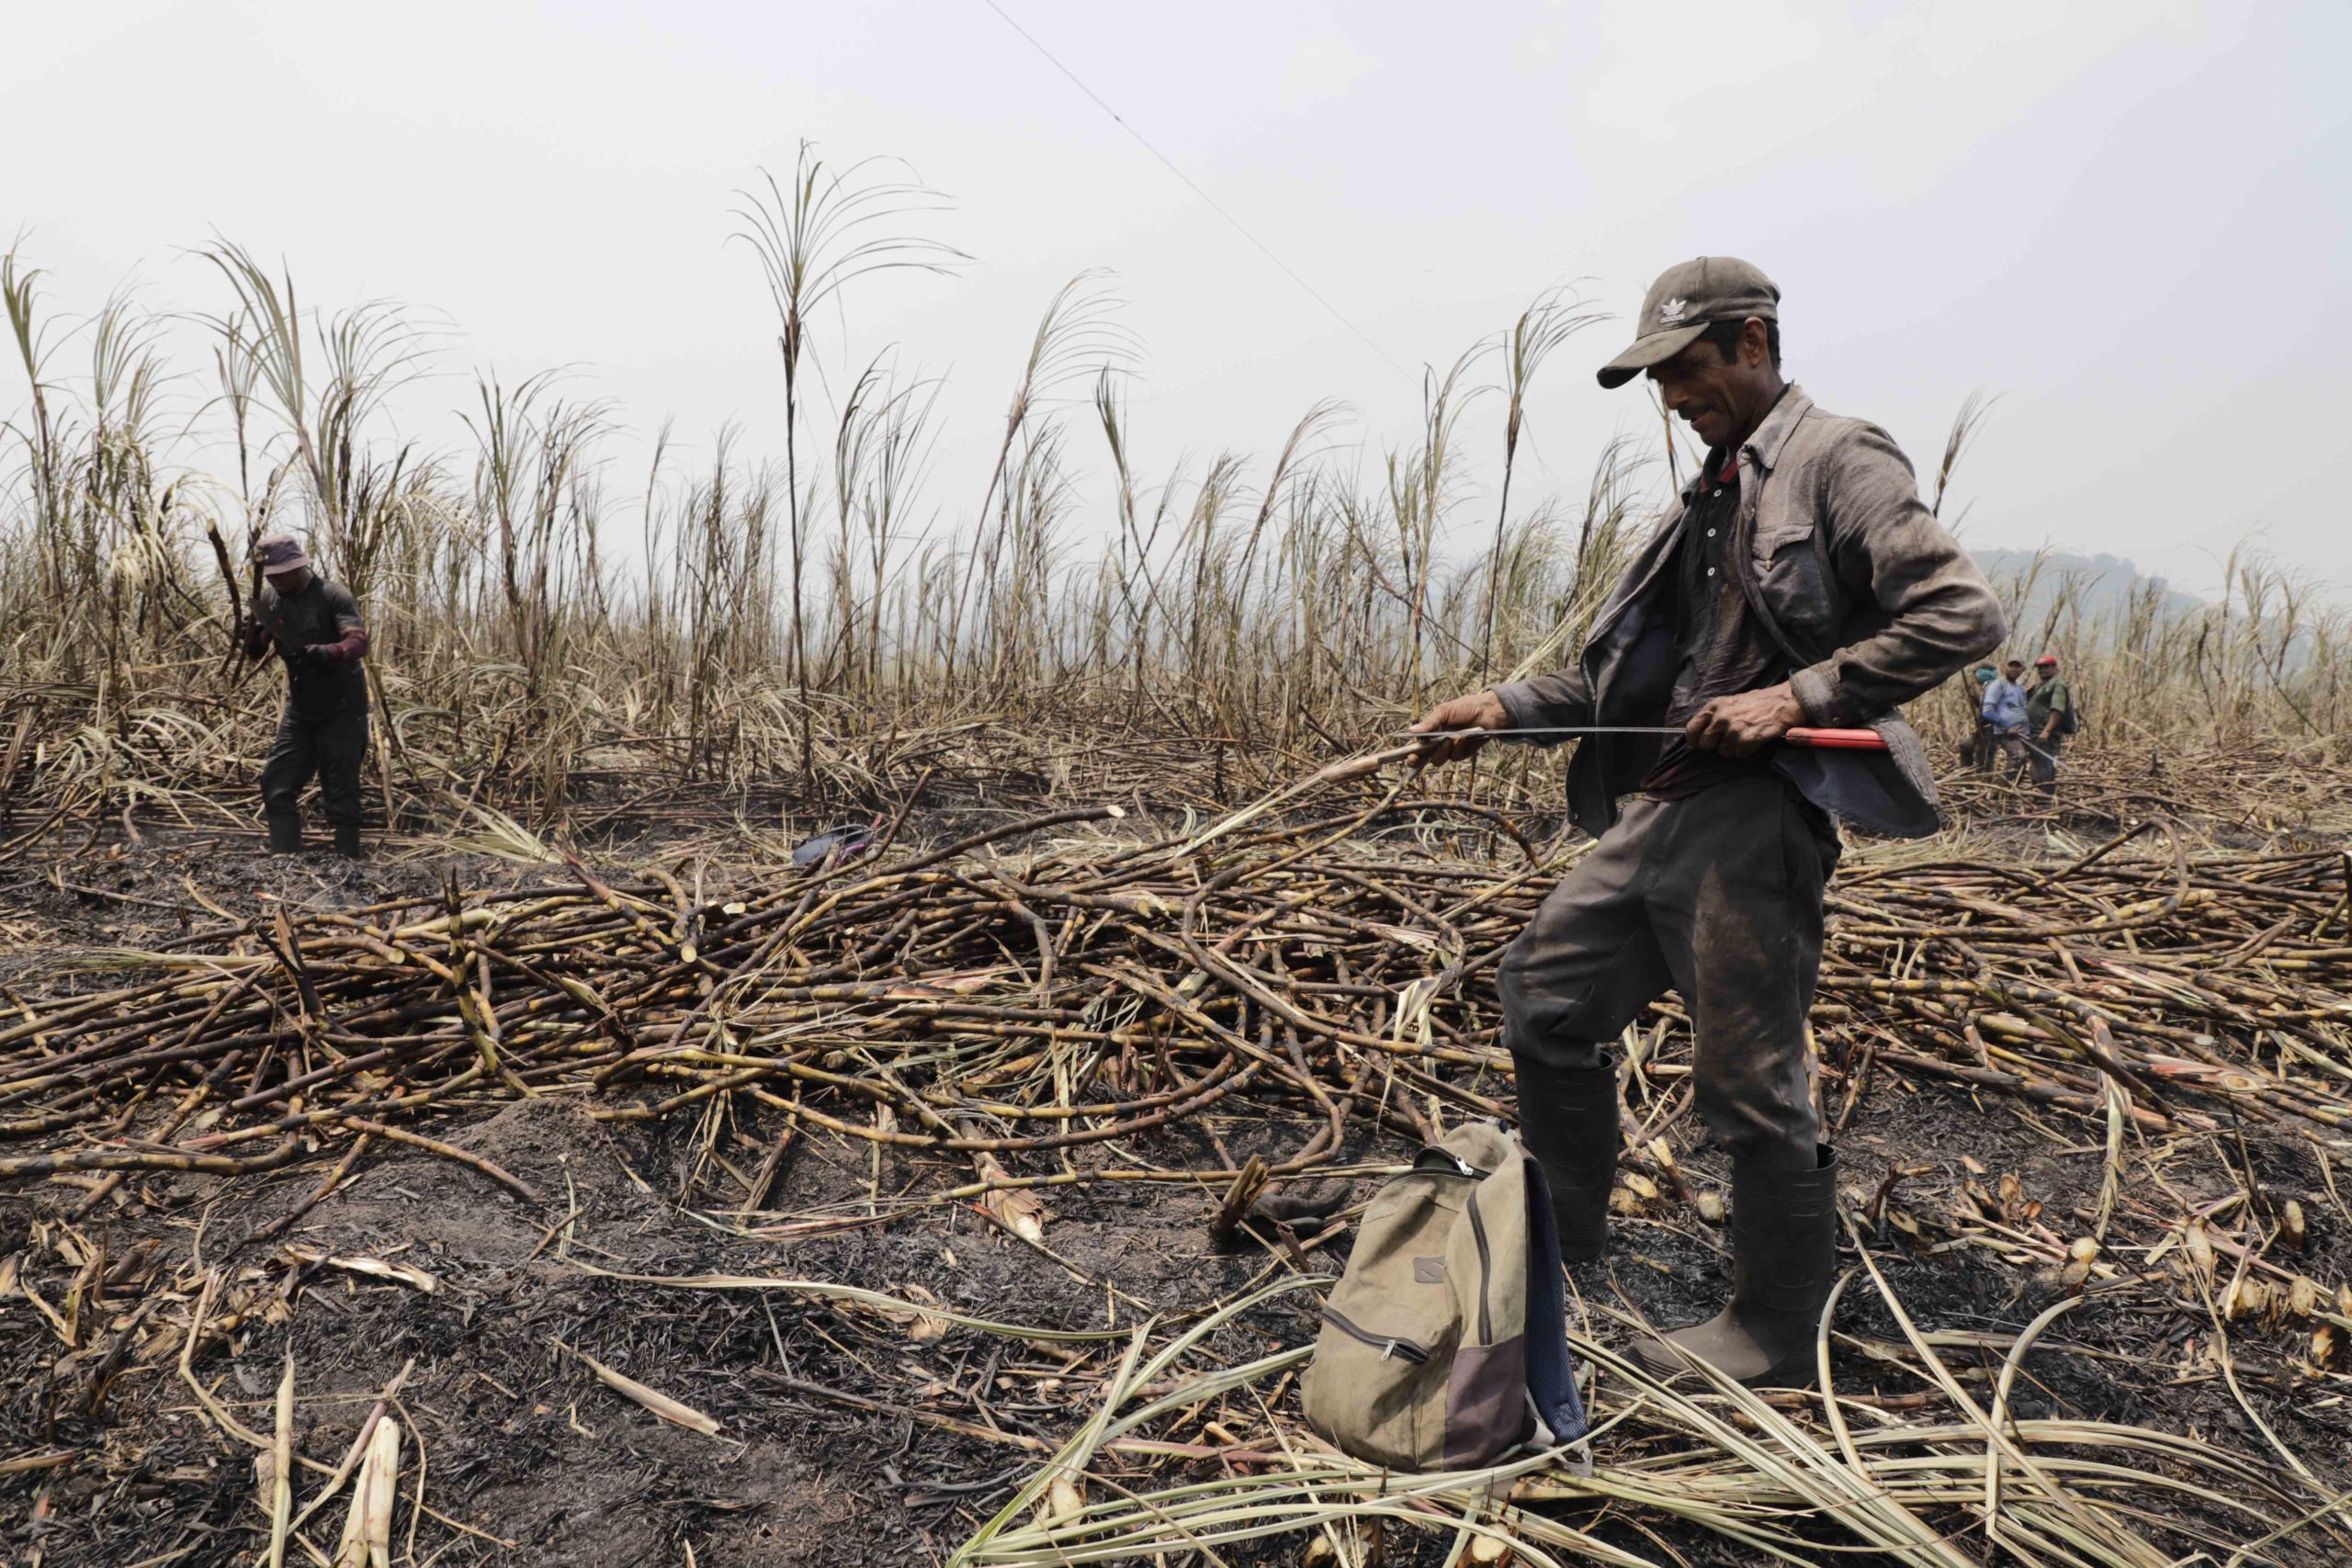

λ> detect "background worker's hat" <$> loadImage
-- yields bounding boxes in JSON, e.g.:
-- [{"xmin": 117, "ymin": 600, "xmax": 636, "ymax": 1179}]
[
  {"xmin": 1597, "ymin": 256, "xmax": 1780, "ymax": 389},
  {"xmin": 254, "ymin": 534, "xmax": 311, "ymax": 575},
  {"xmin": 2034, "ymin": 654, "xmax": 2060, "ymax": 667}
]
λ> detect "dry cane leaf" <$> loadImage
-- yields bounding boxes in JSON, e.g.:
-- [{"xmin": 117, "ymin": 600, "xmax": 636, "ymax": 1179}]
[
  {"xmin": 899, "ymin": 1282, "xmax": 950, "ymax": 1342},
  {"xmin": 2184, "ymin": 1220, "xmax": 2215, "ymax": 1279},
  {"xmin": 335, "ymin": 1416, "xmax": 401, "ymax": 1568},
  {"xmin": 1037, "ymin": 1472, "xmax": 1085, "ymax": 1526},
  {"xmin": 975, "ymin": 1153, "xmax": 1048, "ymax": 1244},
  {"xmin": 286, "ymin": 1247, "xmax": 438, "ymax": 1294},
  {"xmin": 556, "ymin": 1341, "xmax": 721, "ymax": 1437},
  {"xmin": 266, "ymin": 1351, "xmax": 294, "ymax": 1568}
]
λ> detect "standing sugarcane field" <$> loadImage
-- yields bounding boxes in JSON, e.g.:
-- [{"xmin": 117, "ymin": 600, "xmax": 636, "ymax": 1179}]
[{"xmin": 6, "ymin": 6, "xmax": 2352, "ymax": 1565}]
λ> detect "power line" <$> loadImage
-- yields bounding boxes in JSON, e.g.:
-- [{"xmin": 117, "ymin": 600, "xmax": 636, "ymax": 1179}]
[{"xmin": 977, "ymin": 0, "xmax": 1422, "ymax": 392}]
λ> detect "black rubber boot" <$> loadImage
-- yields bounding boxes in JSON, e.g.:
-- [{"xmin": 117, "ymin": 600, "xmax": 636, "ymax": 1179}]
[
  {"xmin": 1636, "ymin": 1145, "xmax": 1838, "ymax": 1387},
  {"xmin": 332, "ymin": 821, "xmax": 366, "ymax": 860},
  {"xmin": 1510, "ymin": 1055, "xmax": 1621, "ymax": 1262},
  {"xmin": 266, "ymin": 812, "xmax": 303, "ymax": 855}
]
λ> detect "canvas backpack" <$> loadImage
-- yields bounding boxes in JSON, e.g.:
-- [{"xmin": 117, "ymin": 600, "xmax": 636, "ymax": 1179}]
[{"xmin": 1302, "ymin": 1121, "xmax": 1589, "ymax": 1472}]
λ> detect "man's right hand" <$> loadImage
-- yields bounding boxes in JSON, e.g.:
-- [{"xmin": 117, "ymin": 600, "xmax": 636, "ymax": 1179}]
[{"xmin": 1408, "ymin": 691, "xmax": 1510, "ymax": 765}]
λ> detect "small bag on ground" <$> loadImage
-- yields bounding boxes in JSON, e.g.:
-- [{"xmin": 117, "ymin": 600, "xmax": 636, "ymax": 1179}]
[{"xmin": 1302, "ymin": 1121, "xmax": 1588, "ymax": 1472}]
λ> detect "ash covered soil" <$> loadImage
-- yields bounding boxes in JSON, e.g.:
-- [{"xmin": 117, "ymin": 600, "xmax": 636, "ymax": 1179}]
[{"xmin": 6, "ymin": 826, "xmax": 2352, "ymax": 1566}]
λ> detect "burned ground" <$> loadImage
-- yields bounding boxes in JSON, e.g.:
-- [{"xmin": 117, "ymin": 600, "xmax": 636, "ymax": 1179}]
[{"xmin": 6, "ymin": 752, "xmax": 2352, "ymax": 1566}]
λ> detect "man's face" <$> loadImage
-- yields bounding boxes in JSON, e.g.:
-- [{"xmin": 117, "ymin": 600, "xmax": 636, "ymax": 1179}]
[
  {"xmin": 2004, "ymin": 662, "xmax": 2024, "ymax": 680},
  {"xmin": 1645, "ymin": 319, "xmax": 1775, "ymax": 451},
  {"xmin": 266, "ymin": 566, "xmax": 312, "ymax": 595}
]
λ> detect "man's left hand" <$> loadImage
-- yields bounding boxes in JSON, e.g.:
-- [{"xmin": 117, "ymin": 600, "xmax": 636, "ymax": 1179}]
[{"xmin": 1687, "ymin": 682, "xmax": 1806, "ymax": 758}]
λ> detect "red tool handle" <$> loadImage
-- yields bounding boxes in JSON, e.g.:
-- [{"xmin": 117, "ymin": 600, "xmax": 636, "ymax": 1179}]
[{"xmin": 1784, "ymin": 727, "xmax": 1887, "ymax": 751}]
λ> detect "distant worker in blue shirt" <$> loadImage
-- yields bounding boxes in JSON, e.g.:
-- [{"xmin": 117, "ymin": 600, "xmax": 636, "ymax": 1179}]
[{"xmin": 1980, "ymin": 658, "xmax": 2030, "ymax": 775}]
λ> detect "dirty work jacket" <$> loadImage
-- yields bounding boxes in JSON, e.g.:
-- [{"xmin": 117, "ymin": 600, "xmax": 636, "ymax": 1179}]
[{"xmin": 1493, "ymin": 385, "xmax": 2007, "ymax": 839}]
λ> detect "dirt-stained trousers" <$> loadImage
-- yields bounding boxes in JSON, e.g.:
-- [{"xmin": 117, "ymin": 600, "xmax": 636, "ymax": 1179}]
[
  {"xmin": 2028, "ymin": 732, "xmax": 2064, "ymax": 789},
  {"xmin": 260, "ymin": 703, "xmax": 370, "ymax": 829},
  {"xmin": 1497, "ymin": 773, "xmax": 1839, "ymax": 1172}
]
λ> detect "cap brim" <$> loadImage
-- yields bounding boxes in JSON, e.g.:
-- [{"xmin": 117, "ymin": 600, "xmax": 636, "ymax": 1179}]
[
  {"xmin": 263, "ymin": 558, "xmax": 311, "ymax": 575},
  {"xmin": 1595, "ymin": 323, "xmax": 1709, "ymax": 389}
]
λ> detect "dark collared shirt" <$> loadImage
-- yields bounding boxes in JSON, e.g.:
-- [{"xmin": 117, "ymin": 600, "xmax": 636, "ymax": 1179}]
[
  {"xmin": 1639, "ymin": 449, "xmax": 1791, "ymax": 798},
  {"xmin": 2026, "ymin": 675, "xmax": 2072, "ymax": 737}
]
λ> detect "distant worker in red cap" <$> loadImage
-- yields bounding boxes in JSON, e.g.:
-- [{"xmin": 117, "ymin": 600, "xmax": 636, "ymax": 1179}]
[
  {"xmin": 2024, "ymin": 653, "xmax": 2075, "ymax": 794},
  {"xmin": 241, "ymin": 535, "xmax": 372, "ymax": 857},
  {"xmin": 1411, "ymin": 257, "xmax": 2007, "ymax": 1389}
]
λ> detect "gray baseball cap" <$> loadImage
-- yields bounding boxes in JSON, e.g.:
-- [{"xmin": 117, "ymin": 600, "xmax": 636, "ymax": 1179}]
[
  {"xmin": 1596, "ymin": 256, "xmax": 1780, "ymax": 389},
  {"xmin": 254, "ymin": 533, "xmax": 311, "ymax": 574}
]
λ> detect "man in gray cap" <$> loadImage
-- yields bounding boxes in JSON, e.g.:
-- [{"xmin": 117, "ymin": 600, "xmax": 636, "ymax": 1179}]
[
  {"xmin": 1413, "ymin": 258, "xmax": 2005, "ymax": 1386},
  {"xmin": 241, "ymin": 534, "xmax": 373, "ymax": 857}
]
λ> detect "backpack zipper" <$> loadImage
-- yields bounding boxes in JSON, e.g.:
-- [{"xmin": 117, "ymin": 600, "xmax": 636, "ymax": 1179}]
[
  {"xmin": 1321, "ymin": 1306, "xmax": 1431, "ymax": 1364},
  {"xmin": 1464, "ymin": 1189, "xmax": 1495, "ymax": 1345},
  {"xmin": 1414, "ymin": 1146, "xmax": 1488, "ymax": 1179}
]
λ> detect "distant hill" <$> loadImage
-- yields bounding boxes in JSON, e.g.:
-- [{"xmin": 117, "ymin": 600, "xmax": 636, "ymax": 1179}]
[{"xmin": 1971, "ymin": 549, "xmax": 2206, "ymax": 624}]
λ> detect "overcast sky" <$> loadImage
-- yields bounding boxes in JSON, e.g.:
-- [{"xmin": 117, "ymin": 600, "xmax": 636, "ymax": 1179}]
[{"xmin": 6, "ymin": 1, "xmax": 2347, "ymax": 597}]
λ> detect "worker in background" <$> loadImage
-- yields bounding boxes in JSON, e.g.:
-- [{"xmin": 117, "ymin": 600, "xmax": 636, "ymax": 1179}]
[
  {"xmin": 1981, "ymin": 658, "xmax": 2030, "ymax": 776},
  {"xmin": 2024, "ymin": 653, "xmax": 2074, "ymax": 794},
  {"xmin": 1962, "ymin": 663, "xmax": 1997, "ymax": 768},
  {"xmin": 241, "ymin": 534, "xmax": 372, "ymax": 858},
  {"xmin": 1411, "ymin": 257, "xmax": 2005, "ymax": 1388}
]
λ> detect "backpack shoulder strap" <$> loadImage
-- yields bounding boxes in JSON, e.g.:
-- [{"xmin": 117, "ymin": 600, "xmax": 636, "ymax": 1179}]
[{"xmin": 1520, "ymin": 1156, "xmax": 1589, "ymax": 1445}]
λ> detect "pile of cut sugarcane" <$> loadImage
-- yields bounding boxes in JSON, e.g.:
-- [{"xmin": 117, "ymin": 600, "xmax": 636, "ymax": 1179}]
[{"xmin": 4, "ymin": 798, "xmax": 2349, "ymax": 1208}]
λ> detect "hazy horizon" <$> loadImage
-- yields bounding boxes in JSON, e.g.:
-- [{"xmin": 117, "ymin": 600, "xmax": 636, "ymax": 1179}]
[{"xmin": 6, "ymin": 2, "xmax": 2346, "ymax": 600}]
